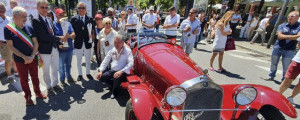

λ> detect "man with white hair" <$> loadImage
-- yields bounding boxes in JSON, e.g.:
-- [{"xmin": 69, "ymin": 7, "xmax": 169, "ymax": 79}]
[
  {"xmin": 250, "ymin": 13, "xmax": 272, "ymax": 45},
  {"xmin": 6, "ymin": 0, "xmax": 18, "ymax": 17},
  {"xmin": 32, "ymin": 0, "xmax": 68, "ymax": 96},
  {"xmin": 0, "ymin": 2, "xmax": 18, "ymax": 83},
  {"xmin": 70, "ymin": 2, "xmax": 95, "ymax": 81},
  {"xmin": 96, "ymin": 34, "xmax": 134, "ymax": 99},
  {"xmin": 142, "ymin": 6, "xmax": 157, "ymax": 32},
  {"xmin": 5, "ymin": 6, "xmax": 46, "ymax": 105}
]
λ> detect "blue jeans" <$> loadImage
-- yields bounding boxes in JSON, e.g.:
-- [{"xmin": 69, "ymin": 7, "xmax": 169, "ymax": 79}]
[
  {"xmin": 59, "ymin": 50, "xmax": 73, "ymax": 81},
  {"xmin": 194, "ymin": 31, "xmax": 203, "ymax": 48},
  {"xmin": 269, "ymin": 48, "xmax": 295, "ymax": 81}
]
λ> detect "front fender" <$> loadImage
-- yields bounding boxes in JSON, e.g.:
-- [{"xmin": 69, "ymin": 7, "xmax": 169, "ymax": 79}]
[
  {"xmin": 248, "ymin": 85, "xmax": 297, "ymax": 118},
  {"xmin": 221, "ymin": 84, "xmax": 297, "ymax": 120},
  {"xmin": 128, "ymin": 85, "xmax": 155, "ymax": 120}
]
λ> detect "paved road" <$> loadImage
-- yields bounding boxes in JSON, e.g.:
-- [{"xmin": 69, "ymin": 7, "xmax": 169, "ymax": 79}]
[{"xmin": 0, "ymin": 21, "xmax": 299, "ymax": 119}]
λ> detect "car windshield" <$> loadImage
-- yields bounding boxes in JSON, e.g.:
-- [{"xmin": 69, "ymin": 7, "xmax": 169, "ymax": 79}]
[{"xmin": 138, "ymin": 30, "xmax": 183, "ymax": 47}]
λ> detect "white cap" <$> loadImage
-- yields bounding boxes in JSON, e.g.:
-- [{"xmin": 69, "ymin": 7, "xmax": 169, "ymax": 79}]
[{"xmin": 149, "ymin": 6, "xmax": 154, "ymax": 11}]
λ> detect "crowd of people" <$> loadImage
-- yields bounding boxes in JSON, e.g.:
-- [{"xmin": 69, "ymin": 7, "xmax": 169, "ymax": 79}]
[{"xmin": 1, "ymin": 0, "xmax": 300, "ymax": 106}]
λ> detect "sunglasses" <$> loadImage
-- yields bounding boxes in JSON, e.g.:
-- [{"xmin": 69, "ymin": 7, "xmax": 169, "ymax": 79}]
[
  {"xmin": 40, "ymin": 6, "xmax": 48, "ymax": 9},
  {"xmin": 78, "ymin": 7, "xmax": 86, "ymax": 10},
  {"xmin": 189, "ymin": 12, "xmax": 196, "ymax": 14},
  {"xmin": 288, "ymin": 14, "xmax": 297, "ymax": 18},
  {"xmin": 105, "ymin": 23, "xmax": 111, "ymax": 25}
]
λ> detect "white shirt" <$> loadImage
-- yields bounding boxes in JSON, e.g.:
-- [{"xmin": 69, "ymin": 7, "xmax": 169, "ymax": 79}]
[
  {"xmin": 6, "ymin": 9, "xmax": 12, "ymax": 17},
  {"xmin": 250, "ymin": 17, "xmax": 258, "ymax": 27},
  {"xmin": 99, "ymin": 46, "xmax": 134, "ymax": 74},
  {"xmin": 298, "ymin": 18, "xmax": 300, "ymax": 23},
  {"xmin": 80, "ymin": 15, "xmax": 86, "ymax": 23},
  {"xmin": 0, "ymin": 16, "xmax": 10, "ymax": 41},
  {"xmin": 164, "ymin": 14, "xmax": 180, "ymax": 36},
  {"xmin": 259, "ymin": 18, "xmax": 269, "ymax": 29},
  {"xmin": 97, "ymin": 29, "xmax": 117, "ymax": 60},
  {"xmin": 247, "ymin": 14, "xmax": 252, "ymax": 22},
  {"xmin": 179, "ymin": 18, "xmax": 201, "ymax": 44},
  {"xmin": 231, "ymin": 14, "xmax": 241, "ymax": 23},
  {"xmin": 142, "ymin": 13, "xmax": 157, "ymax": 30},
  {"xmin": 292, "ymin": 49, "xmax": 300, "ymax": 63},
  {"xmin": 127, "ymin": 13, "xmax": 138, "ymax": 29}
]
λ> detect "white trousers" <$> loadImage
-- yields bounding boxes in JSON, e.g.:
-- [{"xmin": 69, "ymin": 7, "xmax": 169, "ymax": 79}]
[
  {"xmin": 40, "ymin": 47, "xmax": 59, "ymax": 89},
  {"xmin": 76, "ymin": 43, "xmax": 91, "ymax": 75},
  {"xmin": 239, "ymin": 22, "xmax": 251, "ymax": 38}
]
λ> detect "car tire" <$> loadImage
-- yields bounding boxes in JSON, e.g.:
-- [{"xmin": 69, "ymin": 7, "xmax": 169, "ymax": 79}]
[
  {"xmin": 125, "ymin": 99, "xmax": 137, "ymax": 120},
  {"xmin": 258, "ymin": 106, "xmax": 285, "ymax": 120}
]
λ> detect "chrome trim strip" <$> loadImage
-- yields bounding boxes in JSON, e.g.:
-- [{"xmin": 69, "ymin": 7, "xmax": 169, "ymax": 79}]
[
  {"xmin": 163, "ymin": 106, "xmax": 250, "ymax": 113},
  {"xmin": 180, "ymin": 76, "xmax": 208, "ymax": 89}
]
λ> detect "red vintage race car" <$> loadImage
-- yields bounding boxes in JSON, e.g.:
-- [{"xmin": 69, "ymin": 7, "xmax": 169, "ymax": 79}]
[{"xmin": 121, "ymin": 31, "xmax": 297, "ymax": 120}]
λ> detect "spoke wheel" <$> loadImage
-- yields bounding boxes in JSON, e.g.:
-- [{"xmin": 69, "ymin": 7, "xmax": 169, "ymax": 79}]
[
  {"xmin": 257, "ymin": 106, "xmax": 285, "ymax": 120},
  {"xmin": 125, "ymin": 99, "xmax": 137, "ymax": 120}
]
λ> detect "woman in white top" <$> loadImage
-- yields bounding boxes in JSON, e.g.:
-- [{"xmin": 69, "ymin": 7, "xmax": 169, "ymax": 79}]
[
  {"xmin": 97, "ymin": 17, "xmax": 117, "ymax": 62},
  {"xmin": 118, "ymin": 11, "xmax": 127, "ymax": 36},
  {"xmin": 209, "ymin": 10, "xmax": 234, "ymax": 72},
  {"xmin": 247, "ymin": 14, "xmax": 259, "ymax": 40},
  {"xmin": 206, "ymin": 14, "xmax": 217, "ymax": 43}
]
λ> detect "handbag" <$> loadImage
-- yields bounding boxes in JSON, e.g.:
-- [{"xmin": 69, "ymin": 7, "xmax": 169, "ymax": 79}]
[{"xmin": 225, "ymin": 35, "xmax": 236, "ymax": 51}]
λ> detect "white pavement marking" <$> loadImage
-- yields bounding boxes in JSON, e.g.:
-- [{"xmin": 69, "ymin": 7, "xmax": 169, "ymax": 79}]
[
  {"xmin": 255, "ymin": 65, "xmax": 281, "ymax": 74},
  {"xmin": 231, "ymin": 50, "xmax": 257, "ymax": 54},
  {"xmin": 228, "ymin": 53, "xmax": 269, "ymax": 64}
]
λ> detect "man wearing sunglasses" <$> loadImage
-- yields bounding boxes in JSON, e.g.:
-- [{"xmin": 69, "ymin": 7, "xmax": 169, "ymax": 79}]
[
  {"xmin": 142, "ymin": 6, "xmax": 157, "ymax": 32},
  {"xmin": 179, "ymin": 8, "xmax": 201, "ymax": 56},
  {"xmin": 266, "ymin": 11, "xmax": 300, "ymax": 83},
  {"xmin": 70, "ymin": 2, "xmax": 95, "ymax": 81},
  {"xmin": 32, "ymin": 0, "xmax": 68, "ymax": 96}
]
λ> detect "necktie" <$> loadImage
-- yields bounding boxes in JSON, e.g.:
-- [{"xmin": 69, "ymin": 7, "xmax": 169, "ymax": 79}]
[
  {"xmin": 44, "ymin": 19, "xmax": 56, "ymax": 48},
  {"xmin": 45, "ymin": 19, "xmax": 53, "ymax": 35},
  {"xmin": 81, "ymin": 17, "xmax": 84, "ymax": 24}
]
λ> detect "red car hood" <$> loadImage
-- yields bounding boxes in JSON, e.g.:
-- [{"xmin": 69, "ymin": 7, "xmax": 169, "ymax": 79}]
[{"xmin": 138, "ymin": 43, "xmax": 203, "ymax": 85}]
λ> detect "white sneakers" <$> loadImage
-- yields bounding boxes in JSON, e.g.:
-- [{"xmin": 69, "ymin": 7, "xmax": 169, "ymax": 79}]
[{"xmin": 287, "ymin": 97, "xmax": 295, "ymax": 105}]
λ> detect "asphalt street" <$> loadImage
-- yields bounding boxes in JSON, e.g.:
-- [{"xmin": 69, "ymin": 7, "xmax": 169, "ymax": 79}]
[{"xmin": 0, "ymin": 21, "xmax": 299, "ymax": 120}]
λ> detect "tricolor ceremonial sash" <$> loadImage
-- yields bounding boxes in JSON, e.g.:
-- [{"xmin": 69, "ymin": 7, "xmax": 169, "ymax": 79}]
[{"xmin": 6, "ymin": 22, "xmax": 44, "ymax": 68}]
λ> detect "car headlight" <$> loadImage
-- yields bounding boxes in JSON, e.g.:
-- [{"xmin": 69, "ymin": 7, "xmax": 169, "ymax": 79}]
[
  {"xmin": 164, "ymin": 86, "xmax": 187, "ymax": 107},
  {"xmin": 233, "ymin": 85, "xmax": 257, "ymax": 106}
]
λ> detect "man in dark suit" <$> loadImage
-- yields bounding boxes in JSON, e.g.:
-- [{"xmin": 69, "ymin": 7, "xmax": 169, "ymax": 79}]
[
  {"xmin": 70, "ymin": 2, "xmax": 95, "ymax": 81},
  {"xmin": 32, "ymin": 0, "xmax": 68, "ymax": 96}
]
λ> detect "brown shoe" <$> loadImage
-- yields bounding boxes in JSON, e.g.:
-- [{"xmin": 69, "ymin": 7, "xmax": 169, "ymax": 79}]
[
  {"xmin": 26, "ymin": 97, "xmax": 34, "ymax": 106},
  {"xmin": 36, "ymin": 93, "xmax": 47, "ymax": 99}
]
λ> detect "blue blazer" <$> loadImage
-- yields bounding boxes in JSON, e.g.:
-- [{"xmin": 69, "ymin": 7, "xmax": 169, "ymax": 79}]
[
  {"xmin": 70, "ymin": 15, "xmax": 95, "ymax": 49},
  {"xmin": 32, "ymin": 15, "xmax": 61, "ymax": 54}
]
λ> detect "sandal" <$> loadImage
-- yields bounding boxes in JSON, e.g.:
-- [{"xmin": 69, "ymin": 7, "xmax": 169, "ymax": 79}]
[
  {"xmin": 208, "ymin": 67, "xmax": 215, "ymax": 71},
  {"xmin": 218, "ymin": 68, "xmax": 227, "ymax": 72}
]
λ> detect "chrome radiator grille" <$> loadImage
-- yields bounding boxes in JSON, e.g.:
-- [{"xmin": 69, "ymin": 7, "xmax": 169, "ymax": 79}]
[{"xmin": 182, "ymin": 81, "xmax": 223, "ymax": 120}]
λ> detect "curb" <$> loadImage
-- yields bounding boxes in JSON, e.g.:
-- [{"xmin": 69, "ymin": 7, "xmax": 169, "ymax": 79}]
[{"xmin": 235, "ymin": 43, "xmax": 271, "ymax": 57}]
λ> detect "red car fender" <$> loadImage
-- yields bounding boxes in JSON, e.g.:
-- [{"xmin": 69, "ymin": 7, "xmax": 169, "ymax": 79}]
[
  {"xmin": 128, "ymin": 85, "xmax": 156, "ymax": 120},
  {"xmin": 221, "ymin": 84, "xmax": 297, "ymax": 119},
  {"xmin": 246, "ymin": 85, "xmax": 297, "ymax": 118}
]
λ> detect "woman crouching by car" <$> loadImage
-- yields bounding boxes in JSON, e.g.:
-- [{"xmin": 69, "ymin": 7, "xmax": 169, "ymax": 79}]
[{"xmin": 209, "ymin": 10, "xmax": 234, "ymax": 72}]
